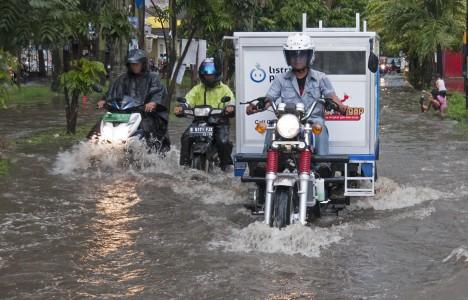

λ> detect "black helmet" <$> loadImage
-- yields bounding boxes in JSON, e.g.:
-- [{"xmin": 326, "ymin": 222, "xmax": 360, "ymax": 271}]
[
  {"xmin": 198, "ymin": 58, "xmax": 222, "ymax": 88},
  {"xmin": 126, "ymin": 49, "xmax": 148, "ymax": 74},
  {"xmin": 127, "ymin": 49, "xmax": 147, "ymax": 64}
]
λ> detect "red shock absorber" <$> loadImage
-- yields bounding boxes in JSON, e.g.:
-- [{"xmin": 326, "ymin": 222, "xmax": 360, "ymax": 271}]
[
  {"xmin": 299, "ymin": 149, "xmax": 312, "ymax": 174},
  {"xmin": 266, "ymin": 149, "xmax": 279, "ymax": 173}
]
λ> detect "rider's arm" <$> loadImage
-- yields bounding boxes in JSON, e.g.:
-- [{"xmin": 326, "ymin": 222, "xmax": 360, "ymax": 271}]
[
  {"xmin": 99, "ymin": 76, "xmax": 122, "ymax": 108},
  {"xmin": 223, "ymin": 85, "xmax": 236, "ymax": 105},
  {"xmin": 265, "ymin": 76, "xmax": 282, "ymax": 104},
  {"xmin": 185, "ymin": 84, "xmax": 202, "ymax": 107},
  {"xmin": 246, "ymin": 77, "xmax": 280, "ymax": 114},
  {"xmin": 147, "ymin": 73, "xmax": 168, "ymax": 111},
  {"xmin": 320, "ymin": 75, "xmax": 347, "ymax": 114}
]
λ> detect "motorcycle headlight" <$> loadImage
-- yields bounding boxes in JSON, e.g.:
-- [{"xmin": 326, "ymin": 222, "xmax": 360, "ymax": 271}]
[
  {"xmin": 194, "ymin": 107, "xmax": 211, "ymax": 117},
  {"xmin": 276, "ymin": 114, "xmax": 300, "ymax": 139}
]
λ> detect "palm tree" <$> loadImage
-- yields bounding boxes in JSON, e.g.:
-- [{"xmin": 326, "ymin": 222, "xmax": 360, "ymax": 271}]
[{"xmin": 367, "ymin": 0, "xmax": 465, "ymax": 87}]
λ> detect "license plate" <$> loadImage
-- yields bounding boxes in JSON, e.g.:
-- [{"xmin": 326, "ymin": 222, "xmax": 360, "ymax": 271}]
[
  {"xmin": 102, "ymin": 113, "xmax": 131, "ymax": 123},
  {"xmin": 189, "ymin": 126, "xmax": 213, "ymax": 137}
]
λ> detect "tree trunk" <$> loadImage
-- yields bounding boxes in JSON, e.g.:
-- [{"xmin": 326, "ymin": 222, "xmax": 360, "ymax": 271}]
[
  {"xmin": 71, "ymin": 40, "xmax": 80, "ymax": 60},
  {"xmin": 38, "ymin": 47, "xmax": 46, "ymax": 77},
  {"xmin": 65, "ymin": 88, "xmax": 80, "ymax": 134},
  {"xmin": 167, "ymin": 27, "xmax": 197, "ymax": 103},
  {"xmin": 15, "ymin": 49, "xmax": 22, "ymax": 87},
  {"xmin": 51, "ymin": 48, "xmax": 62, "ymax": 91},
  {"xmin": 169, "ymin": 0, "xmax": 177, "ymax": 84},
  {"xmin": 423, "ymin": 55, "xmax": 434, "ymax": 87},
  {"xmin": 436, "ymin": 44, "xmax": 443, "ymax": 77},
  {"xmin": 63, "ymin": 46, "xmax": 71, "ymax": 72},
  {"xmin": 138, "ymin": 1, "xmax": 145, "ymax": 49},
  {"xmin": 408, "ymin": 56, "xmax": 423, "ymax": 89}
]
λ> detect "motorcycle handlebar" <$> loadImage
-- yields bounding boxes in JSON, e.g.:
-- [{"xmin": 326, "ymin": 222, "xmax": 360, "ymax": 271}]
[
  {"xmin": 104, "ymin": 103, "xmax": 146, "ymax": 113},
  {"xmin": 178, "ymin": 106, "xmax": 235, "ymax": 118}
]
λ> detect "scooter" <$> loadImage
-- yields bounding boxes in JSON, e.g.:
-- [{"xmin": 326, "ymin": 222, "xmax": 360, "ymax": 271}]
[{"xmin": 97, "ymin": 96, "xmax": 146, "ymax": 145}]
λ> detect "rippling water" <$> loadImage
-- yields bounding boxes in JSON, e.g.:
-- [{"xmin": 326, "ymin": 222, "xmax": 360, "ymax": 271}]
[{"xmin": 1, "ymin": 75, "xmax": 468, "ymax": 299}]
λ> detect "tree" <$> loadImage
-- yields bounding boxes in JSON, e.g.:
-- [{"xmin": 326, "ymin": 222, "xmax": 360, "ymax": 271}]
[
  {"xmin": 0, "ymin": 50, "xmax": 17, "ymax": 108},
  {"xmin": 147, "ymin": 1, "xmax": 171, "ymax": 85},
  {"xmin": 60, "ymin": 58, "xmax": 106, "ymax": 134},
  {"xmin": 367, "ymin": 0, "xmax": 465, "ymax": 88},
  {"xmin": 99, "ymin": 2, "xmax": 135, "ymax": 75},
  {"xmin": 149, "ymin": 0, "xmax": 234, "ymax": 103}
]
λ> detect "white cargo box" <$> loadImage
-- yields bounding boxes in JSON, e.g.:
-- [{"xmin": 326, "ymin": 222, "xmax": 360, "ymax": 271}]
[{"xmin": 232, "ymin": 16, "xmax": 380, "ymax": 162}]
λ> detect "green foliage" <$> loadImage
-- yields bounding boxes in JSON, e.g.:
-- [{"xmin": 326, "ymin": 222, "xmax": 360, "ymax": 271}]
[
  {"xmin": 0, "ymin": 0, "xmax": 82, "ymax": 49},
  {"xmin": 447, "ymin": 93, "xmax": 468, "ymax": 122},
  {"xmin": 60, "ymin": 58, "xmax": 106, "ymax": 96},
  {"xmin": 0, "ymin": 49, "xmax": 18, "ymax": 108},
  {"xmin": 0, "ymin": 158, "xmax": 11, "ymax": 178},
  {"xmin": 99, "ymin": 4, "xmax": 134, "ymax": 44},
  {"xmin": 367, "ymin": 0, "xmax": 465, "ymax": 59},
  {"xmin": 7, "ymin": 85, "xmax": 59, "ymax": 107},
  {"xmin": 253, "ymin": 0, "xmax": 367, "ymax": 31}
]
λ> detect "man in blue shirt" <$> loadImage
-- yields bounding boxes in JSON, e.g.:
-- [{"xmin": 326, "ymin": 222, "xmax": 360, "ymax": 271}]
[{"xmin": 246, "ymin": 33, "xmax": 347, "ymax": 155}]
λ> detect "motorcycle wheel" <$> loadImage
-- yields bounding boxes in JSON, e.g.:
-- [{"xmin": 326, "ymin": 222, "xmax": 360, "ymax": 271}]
[
  {"xmin": 192, "ymin": 154, "xmax": 206, "ymax": 171},
  {"xmin": 271, "ymin": 188, "xmax": 293, "ymax": 228}
]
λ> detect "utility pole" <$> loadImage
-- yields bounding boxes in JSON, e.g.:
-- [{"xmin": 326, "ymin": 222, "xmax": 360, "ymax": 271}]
[
  {"xmin": 465, "ymin": 0, "xmax": 468, "ymax": 109},
  {"xmin": 137, "ymin": 0, "xmax": 145, "ymax": 49}
]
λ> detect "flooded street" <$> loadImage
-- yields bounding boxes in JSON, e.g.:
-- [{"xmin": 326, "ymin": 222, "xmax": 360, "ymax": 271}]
[{"xmin": 1, "ymin": 75, "xmax": 468, "ymax": 299}]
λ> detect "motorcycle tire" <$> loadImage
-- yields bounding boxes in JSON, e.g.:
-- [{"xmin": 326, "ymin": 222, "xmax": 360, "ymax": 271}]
[
  {"xmin": 271, "ymin": 188, "xmax": 293, "ymax": 228},
  {"xmin": 192, "ymin": 155, "xmax": 206, "ymax": 171}
]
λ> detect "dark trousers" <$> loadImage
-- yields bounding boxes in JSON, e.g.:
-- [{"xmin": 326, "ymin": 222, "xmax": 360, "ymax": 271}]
[{"xmin": 180, "ymin": 124, "xmax": 233, "ymax": 168}]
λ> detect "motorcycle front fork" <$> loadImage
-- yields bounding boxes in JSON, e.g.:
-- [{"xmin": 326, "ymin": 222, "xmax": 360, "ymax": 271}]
[{"xmin": 263, "ymin": 149, "xmax": 312, "ymax": 226}]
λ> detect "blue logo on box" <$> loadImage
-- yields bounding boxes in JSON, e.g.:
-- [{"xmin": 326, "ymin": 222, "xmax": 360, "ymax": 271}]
[{"xmin": 250, "ymin": 64, "xmax": 266, "ymax": 83}]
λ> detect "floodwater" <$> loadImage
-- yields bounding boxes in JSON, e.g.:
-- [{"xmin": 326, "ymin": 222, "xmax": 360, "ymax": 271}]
[{"xmin": 0, "ymin": 75, "xmax": 467, "ymax": 299}]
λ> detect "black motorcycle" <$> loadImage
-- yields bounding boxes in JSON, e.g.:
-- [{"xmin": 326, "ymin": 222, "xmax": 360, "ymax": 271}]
[{"xmin": 177, "ymin": 96, "xmax": 234, "ymax": 172}]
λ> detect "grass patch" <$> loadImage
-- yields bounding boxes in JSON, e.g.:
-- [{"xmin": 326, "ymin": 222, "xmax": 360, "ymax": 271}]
[
  {"xmin": 447, "ymin": 92, "xmax": 468, "ymax": 121},
  {"xmin": 446, "ymin": 92, "xmax": 468, "ymax": 133},
  {"xmin": 7, "ymin": 85, "xmax": 60, "ymax": 107},
  {"xmin": 4, "ymin": 82, "xmax": 108, "ymax": 108},
  {"xmin": 15, "ymin": 121, "xmax": 95, "ymax": 147},
  {"xmin": 0, "ymin": 158, "xmax": 10, "ymax": 177}
]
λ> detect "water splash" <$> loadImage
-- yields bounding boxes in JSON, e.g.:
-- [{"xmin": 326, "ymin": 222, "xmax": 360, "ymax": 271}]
[
  {"xmin": 209, "ymin": 221, "xmax": 354, "ymax": 258},
  {"xmin": 52, "ymin": 139, "xmax": 250, "ymax": 204},
  {"xmin": 52, "ymin": 139, "xmax": 179, "ymax": 176},
  {"xmin": 443, "ymin": 246, "xmax": 468, "ymax": 264},
  {"xmin": 353, "ymin": 177, "xmax": 443, "ymax": 210}
]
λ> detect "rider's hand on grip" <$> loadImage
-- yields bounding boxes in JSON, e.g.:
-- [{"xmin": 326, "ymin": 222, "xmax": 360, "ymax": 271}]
[
  {"xmin": 225, "ymin": 105, "xmax": 235, "ymax": 116},
  {"xmin": 338, "ymin": 103, "xmax": 348, "ymax": 115},
  {"xmin": 174, "ymin": 106, "xmax": 184, "ymax": 116},
  {"xmin": 246, "ymin": 104, "xmax": 257, "ymax": 115},
  {"xmin": 97, "ymin": 100, "xmax": 106, "ymax": 109}
]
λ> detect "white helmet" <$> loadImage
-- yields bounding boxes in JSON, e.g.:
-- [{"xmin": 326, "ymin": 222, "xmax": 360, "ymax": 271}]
[{"xmin": 283, "ymin": 33, "xmax": 315, "ymax": 70}]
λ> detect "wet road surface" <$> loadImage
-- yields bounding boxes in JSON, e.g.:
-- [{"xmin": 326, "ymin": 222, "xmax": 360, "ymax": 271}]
[{"xmin": 0, "ymin": 75, "xmax": 468, "ymax": 299}]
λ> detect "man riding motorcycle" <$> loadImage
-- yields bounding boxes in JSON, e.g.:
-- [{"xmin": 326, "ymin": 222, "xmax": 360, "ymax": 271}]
[
  {"xmin": 246, "ymin": 32, "xmax": 347, "ymax": 156},
  {"xmin": 92, "ymin": 49, "xmax": 170, "ymax": 150},
  {"xmin": 174, "ymin": 58, "xmax": 235, "ymax": 171}
]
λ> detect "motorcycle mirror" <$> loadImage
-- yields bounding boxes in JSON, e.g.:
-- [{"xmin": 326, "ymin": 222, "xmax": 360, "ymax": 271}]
[
  {"xmin": 368, "ymin": 52, "xmax": 379, "ymax": 73},
  {"xmin": 368, "ymin": 38, "xmax": 379, "ymax": 73},
  {"xmin": 92, "ymin": 84, "xmax": 103, "ymax": 93},
  {"xmin": 221, "ymin": 96, "xmax": 231, "ymax": 103},
  {"xmin": 177, "ymin": 97, "xmax": 187, "ymax": 103}
]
